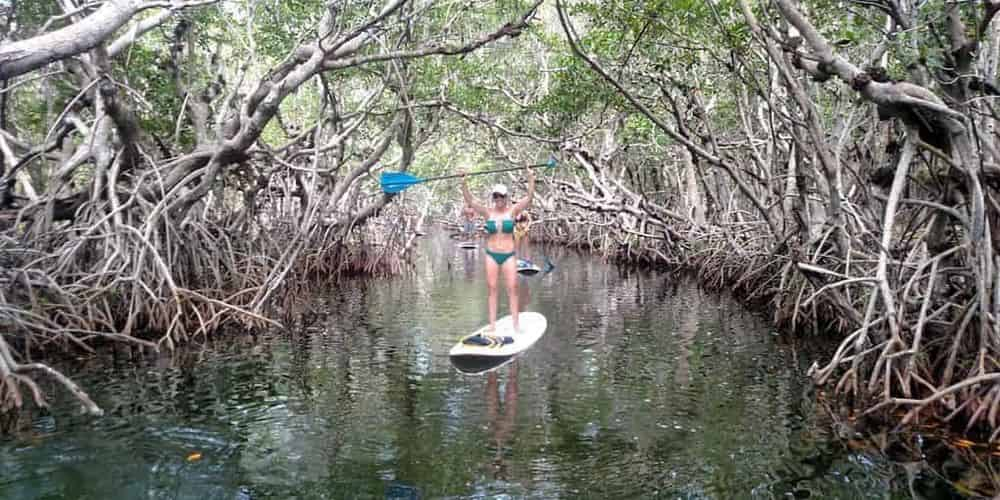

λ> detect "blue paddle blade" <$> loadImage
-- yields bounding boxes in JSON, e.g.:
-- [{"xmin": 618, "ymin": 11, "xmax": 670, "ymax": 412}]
[
  {"xmin": 381, "ymin": 171, "xmax": 422, "ymax": 193},
  {"xmin": 546, "ymin": 157, "xmax": 557, "ymax": 168},
  {"xmin": 543, "ymin": 256, "xmax": 555, "ymax": 273}
]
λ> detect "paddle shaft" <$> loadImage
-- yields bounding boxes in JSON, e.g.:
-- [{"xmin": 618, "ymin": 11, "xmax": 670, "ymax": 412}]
[{"xmin": 414, "ymin": 162, "xmax": 551, "ymax": 184}]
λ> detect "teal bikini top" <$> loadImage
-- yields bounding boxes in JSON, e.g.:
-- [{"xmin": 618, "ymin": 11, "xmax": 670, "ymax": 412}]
[{"xmin": 485, "ymin": 219, "xmax": 515, "ymax": 234}]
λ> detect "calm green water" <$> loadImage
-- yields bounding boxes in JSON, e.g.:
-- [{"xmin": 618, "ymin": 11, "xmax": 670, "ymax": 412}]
[{"xmin": 0, "ymin": 235, "xmax": 968, "ymax": 499}]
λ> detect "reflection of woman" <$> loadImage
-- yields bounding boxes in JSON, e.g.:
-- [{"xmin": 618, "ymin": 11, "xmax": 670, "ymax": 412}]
[
  {"xmin": 460, "ymin": 170, "xmax": 535, "ymax": 333},
  {"xmin": 485, "ymin": 363, "xmax": 519, "ymax": 480},
  {"xmin": 463, "ymin": 239, "xmax": 476, "ymax": 280}
]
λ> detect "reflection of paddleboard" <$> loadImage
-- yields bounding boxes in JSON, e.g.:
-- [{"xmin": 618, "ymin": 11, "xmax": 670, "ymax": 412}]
[
  {"xmin": 517, "ymin": 258, "xmax": 541, "ymax": 275},
  {"xmin": 458, "ymin": 241, "xmax": 478, "ymax": 249},
  {"xmin": 450, "ymin": 354, "xmax": 516, "ymax": 375},
  {"xmin": 449, "ymin": 312, "xmax": 547, "ymax": 359}
]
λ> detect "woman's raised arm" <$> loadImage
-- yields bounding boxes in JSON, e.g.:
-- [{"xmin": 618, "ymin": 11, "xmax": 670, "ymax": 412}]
[
  {"xmin": 461, "ymin": 171, "xmax": 490, "ymax": 217},
  {"xmin": 512, "ymin": 169, "xmax": 535, "ymax": 215}
]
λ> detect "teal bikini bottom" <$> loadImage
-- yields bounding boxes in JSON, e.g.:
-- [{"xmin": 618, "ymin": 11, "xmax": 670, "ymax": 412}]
[{"xmin": 484, "ymin": 248, "xmax": 515, "ymax": 265}]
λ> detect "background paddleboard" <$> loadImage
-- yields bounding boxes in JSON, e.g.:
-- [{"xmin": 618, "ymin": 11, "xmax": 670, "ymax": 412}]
[
  {"xmin": 517, "ymin": 258, "xmax": 541, "ymax": 275},
  {"xmin": 458, "ymin": 241, "xmax": 478, "ymax": 249},
  {"xmin": 449, "ymin": 312, "xmax": 547, "ymax": 359}
]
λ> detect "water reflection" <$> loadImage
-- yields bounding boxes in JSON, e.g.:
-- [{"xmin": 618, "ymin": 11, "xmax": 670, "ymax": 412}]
[
  {"xmin": 0, "ymin": 235, "xmax": 977, "ymax": 498},
  {"xmin": 450, "ymin": 355, "xmax": 515, "ymax": 375},
  {"xmin": 462, "ymin": 245, "xmax": 476, "ymax": 281},
  {"xmin": 486, "ymin": 363, "xmax": 518, "ymax": 481}
]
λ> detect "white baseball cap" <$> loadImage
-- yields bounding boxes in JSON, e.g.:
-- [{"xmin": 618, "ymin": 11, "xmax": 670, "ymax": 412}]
[{"xmin": 491, "ymin": 184, "xmax": 508, "ymax": 196}]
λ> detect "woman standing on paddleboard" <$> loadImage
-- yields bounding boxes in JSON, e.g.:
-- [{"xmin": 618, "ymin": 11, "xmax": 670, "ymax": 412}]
[{"xmin": 460, "ymin": 168, "xmax": 535, "ymax": 333}]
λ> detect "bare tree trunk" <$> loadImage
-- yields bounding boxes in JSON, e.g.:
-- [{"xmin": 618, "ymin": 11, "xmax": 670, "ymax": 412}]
[{"xmin": 0, "ymin": 0, "xmax": 215, "ymax": 80}]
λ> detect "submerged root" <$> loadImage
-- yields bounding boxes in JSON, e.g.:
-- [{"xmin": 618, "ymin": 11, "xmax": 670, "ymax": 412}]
[{"xmin": 0, "ymin": 334, "xmax": 101, "ymax": 415}]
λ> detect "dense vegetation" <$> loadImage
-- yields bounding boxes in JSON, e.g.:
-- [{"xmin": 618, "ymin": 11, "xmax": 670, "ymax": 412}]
[{"xmin": 2, "ymin": 0, "xmax": 1000, "ymax": 457}]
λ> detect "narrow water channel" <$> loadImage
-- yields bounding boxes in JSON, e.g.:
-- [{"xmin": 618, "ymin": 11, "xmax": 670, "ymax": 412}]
[{"xmin": 0, "ymin": 234, "xmax": 966, "ymax": 498}]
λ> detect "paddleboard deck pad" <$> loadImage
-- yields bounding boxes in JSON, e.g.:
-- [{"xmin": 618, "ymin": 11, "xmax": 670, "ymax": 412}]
[{"xmin": 449, "ymin": 312, "xmax": 547, "ymax": 358}]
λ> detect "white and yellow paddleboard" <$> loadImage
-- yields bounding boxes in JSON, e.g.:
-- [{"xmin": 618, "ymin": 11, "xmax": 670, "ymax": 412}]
[{"xmin": 448, "ymin": 312, "xmax": 547, "ymax": 358}]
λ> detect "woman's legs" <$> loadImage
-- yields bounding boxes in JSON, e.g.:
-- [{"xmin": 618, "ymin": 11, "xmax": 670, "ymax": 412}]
[
  {"xmin": 485, "ymin": 256, "xmax": 500, "ymax": 332},
  {"xmin": 503, "ymin": 256, "xmax": 519, "ymax": 331}
]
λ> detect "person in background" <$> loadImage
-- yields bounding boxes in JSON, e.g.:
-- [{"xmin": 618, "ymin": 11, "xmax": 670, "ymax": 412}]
[
  {"xmin": 514, "ymin": 210, "xmax": 532, "ymax": 261},
  {"xmin": 462, "ymin": 204, "xmax": 477, "ymax": 237}
]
